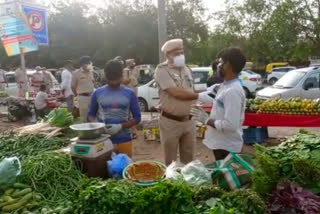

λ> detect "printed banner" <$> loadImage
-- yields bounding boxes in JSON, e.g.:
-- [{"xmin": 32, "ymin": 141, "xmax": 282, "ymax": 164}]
[
  {"xmin": 21, "ymin": 4, "xmax": 48, "ymax": 45},
  {"xmin": 0, "ymin": 3, "xmax": 38, "ymax": 56}
]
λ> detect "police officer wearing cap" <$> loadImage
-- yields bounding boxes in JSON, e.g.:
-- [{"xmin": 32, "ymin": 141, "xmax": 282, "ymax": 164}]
[
  {"xmin": 154, "ymin": 39, "xmax": 199, "ymax": 165},
  {"xmin": 72, "ymin": 56, "xmax": 95, "ymax": 121}
]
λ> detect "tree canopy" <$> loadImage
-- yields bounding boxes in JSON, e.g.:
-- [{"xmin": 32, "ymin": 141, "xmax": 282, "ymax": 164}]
[{"xmin": 0, "ymin": 0, "xmax": 319, "ymax": 70}]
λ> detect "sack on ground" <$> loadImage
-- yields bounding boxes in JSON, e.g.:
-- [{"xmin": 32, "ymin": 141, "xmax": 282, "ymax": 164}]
[
  {"xmin": 166, "ymin": 160, "xmax": 212, "ymax": 185},
  {"xmin": 206, "ymin": 153, "xmax": 254, "ymax": 190}
]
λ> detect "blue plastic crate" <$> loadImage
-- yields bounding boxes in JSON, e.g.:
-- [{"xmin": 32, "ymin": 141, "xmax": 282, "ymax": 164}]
[{"xmin": 243, "ymin": 127, "xmax": 268, "ymax": 145}]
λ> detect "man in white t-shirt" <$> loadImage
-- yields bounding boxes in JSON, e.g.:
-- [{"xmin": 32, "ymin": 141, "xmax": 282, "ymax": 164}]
[
  {"xmin": 191, "ymin": 47, "xmax": 246, "ymax": 161},
  {"xmin": 35, "ymin": 85, "xmax": 52, "ymax": 118},
  {"xmin": 61, "ymin": 60, "xmax": 74, "ymax": 112}
]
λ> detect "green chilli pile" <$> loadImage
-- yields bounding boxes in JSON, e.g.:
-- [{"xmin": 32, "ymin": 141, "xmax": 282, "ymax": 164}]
[
  {"xmin": 18, "ymin": 152, "xmax": 84, "ymax": 205},
  {"xmin": 0, "ymin": 135, "xmax": 69, "ymax": 161}
]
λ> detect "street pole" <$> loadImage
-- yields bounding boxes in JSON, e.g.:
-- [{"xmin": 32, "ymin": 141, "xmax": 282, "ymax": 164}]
[
  {"xmin": 157, "ymin": 0, "xmax": 167, "ymax": 63},
  {"xmin": 20, "ymin": 48, "xmax": 26, "ymax": 72}
]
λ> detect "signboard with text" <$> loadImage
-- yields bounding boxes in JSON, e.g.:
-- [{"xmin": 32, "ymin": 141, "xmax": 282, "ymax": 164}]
[
  {"xmin": 21, "ymin": 4, "xmax": 48, "ymax": 45},
  {"xmin": 0, "ymin": 15, "xmax": 38, "ymax": 56}
]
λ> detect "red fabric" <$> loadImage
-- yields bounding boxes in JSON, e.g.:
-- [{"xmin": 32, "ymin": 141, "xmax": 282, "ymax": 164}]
[
  {"xmin": 244, "ymin": 113, "xmax": 320, "ymax": 127},
  {"xmin": 46, "ymin": 102, "xmax": 60, "ymax": 109},
  {"xmin": 203, "ymin": 106, "xmax": 320, "ymax": 127}
]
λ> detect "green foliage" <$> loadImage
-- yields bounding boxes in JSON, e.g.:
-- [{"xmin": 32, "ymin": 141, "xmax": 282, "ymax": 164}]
[
  {"xmin": 133, "ymin": 180, "xmax": 196, "ymax": 214},
  {"xmin": 253, "ymin": 132, "xmax": 320, "ymax": 196},
  {"xmin": 74, "ymin": 178, "xmax": 139, "ymax": 214},
  {"xmin": 1, "ymin": 0, "xmax": 319, "ymax": 69}
]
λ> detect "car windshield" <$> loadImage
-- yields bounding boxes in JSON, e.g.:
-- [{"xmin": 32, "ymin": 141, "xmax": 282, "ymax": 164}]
[{"xmin": 273, "ymin": 70, "xmax": 307, "ymax": 88}]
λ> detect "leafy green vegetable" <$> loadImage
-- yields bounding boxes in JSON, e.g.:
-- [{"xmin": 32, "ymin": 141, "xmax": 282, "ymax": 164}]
[
  {"xmin": 133, "ymin": 180, "xmax": 196, "ymax": 214},
  {"xmin": 193, "ymin": 185, "xmax": 224, "ymax": 203},
  {"xmin": 222, "ymin": 189, "xmax": 266, "ymax": 214},
  {"xmin": 253, "ymin": 132, "xmax": 320, "ymax": 196},
  {"xmin": 45, "ymin": 108, "xmax": 74, "ymax": 127},
  {"xmin": 74, "ymin": 178, "xmax": 139, "ymax": 214}
]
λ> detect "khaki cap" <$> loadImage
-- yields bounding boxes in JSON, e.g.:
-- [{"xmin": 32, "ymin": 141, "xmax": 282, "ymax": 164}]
[
  {"xmin": 125, "ymin": 59, "xmax": 135, "ymax": 64},
  {"xmin": 161, "ymin": 39, "xmax": 184, "ymax": 54}
]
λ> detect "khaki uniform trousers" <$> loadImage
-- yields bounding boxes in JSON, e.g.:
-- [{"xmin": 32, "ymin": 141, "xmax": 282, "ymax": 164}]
[
  {"xmin": 78, "ymin": 95, "xmax": 91, "ymax": 122},
  {"xmin": 159, "ymin": 116, "xmax": 196, "ymax": 165}
]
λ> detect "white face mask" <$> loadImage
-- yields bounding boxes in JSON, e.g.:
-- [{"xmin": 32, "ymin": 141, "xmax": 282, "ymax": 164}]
[
  {"xmin": 86, "ymin": 62, "xmax": 93, "ymax": 71},
  {"xmin": 173, "ymin": 54, "xmax": 185, "ymax": 67}
]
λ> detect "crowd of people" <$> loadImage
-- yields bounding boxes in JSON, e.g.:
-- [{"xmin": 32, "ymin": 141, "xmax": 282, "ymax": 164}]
[{"xmin": 12, "ymin": 38, "xmax": 247, "ymax": 163}]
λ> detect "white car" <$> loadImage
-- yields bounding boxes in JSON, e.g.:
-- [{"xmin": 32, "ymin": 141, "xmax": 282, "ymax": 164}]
[
  {"xmin": 257, "ymin": 67, "xmax": 320, "ymax": 100},
  {"xmin": 137, "ymin": 68, "xmax": 263, "ymax": 111},
  {"xmin": 267, "ymin": 66, "xmax": 296, "ymax": 85},
  {"xmin": 239, "ymin": 70, "xmax": 263, "ymax": 97},
  {"xmin": 5, "ymin": 70, "xmax": 61, "ymax": 97}
]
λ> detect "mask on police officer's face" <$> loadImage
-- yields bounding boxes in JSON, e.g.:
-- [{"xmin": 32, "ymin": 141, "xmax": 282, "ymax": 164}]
[
  {"xmin": 173, "ymin": 54, "xmax": 186, "ymax": 67},
  {"xmin": 85, "ymin": 62, "xmax": 93, "ymax": 71}
]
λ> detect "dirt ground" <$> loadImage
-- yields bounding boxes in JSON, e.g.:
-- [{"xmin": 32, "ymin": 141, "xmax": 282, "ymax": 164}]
[{"xmin": 1, "ymin": 112, "xmax": 319, "ymax": 165}]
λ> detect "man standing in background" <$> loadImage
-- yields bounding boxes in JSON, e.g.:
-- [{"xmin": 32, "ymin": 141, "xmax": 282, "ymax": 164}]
[
  {"xmin": 15, "ymin": 67, "xmax": 28, "ymax": 97},
  {"xmin": 43, "ymin": 68, "xmax": 53, "ymax": 93},
  {"xmin": 31, "ymin": 66, "xmax": 45, "ymax": 93},
  {"xmin": 123, "ymin": 59, "xmax": 139, "ymax": 139},
  {"xmin": 123, "ymin": 59, "xmax": 139, "ymax": 95},
  {"xmin": 72, "ymin": 56, "xmax": 95, "ymax": 121},
  {"xmin": 154, "ymin": 38, "xmax": 199, "ymax": 165},
  {"xmin": 0, "ymin": 66, "xmax": 7, "ymax": 91},
  {"xmin": 61, "ymin": 60, "xmax": 74, "ymax": 112}
]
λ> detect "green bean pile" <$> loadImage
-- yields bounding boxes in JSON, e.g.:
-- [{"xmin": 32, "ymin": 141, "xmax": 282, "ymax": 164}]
[
  {"xmin": 0, "ymin": 134, "xmax": 69, "ymax": 161},
  {"xmin": 19, "ymin": 152, "xmax": 84, "ymax": 205}
]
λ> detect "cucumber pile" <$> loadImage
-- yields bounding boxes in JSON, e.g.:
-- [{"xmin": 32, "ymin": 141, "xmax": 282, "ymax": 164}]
[{"xmin": 0, "ymin": 182, "xmax": 73, "ymax": 214}]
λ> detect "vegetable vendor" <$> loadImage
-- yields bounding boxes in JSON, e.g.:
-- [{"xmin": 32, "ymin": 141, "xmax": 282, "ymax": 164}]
[
  {"xmin": 191, "ymin": 47, "xmax": 246, "ymax": 161},
  {"xmin": 88, "ymin": 59, "xmax": 141, "ymax": 157}
]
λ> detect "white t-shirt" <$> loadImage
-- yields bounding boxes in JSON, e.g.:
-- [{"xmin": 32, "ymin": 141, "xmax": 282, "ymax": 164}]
[
  {"xmin": 60, "ymin": 69, "xmax": 74, "ymax": 97},
  {"xmin": 35, "ymin": 91, "xmax": 48, "ymax": 110},
  {"xmin": 200, "ymin": 79, "xmax": 246, "ymax": 153}
]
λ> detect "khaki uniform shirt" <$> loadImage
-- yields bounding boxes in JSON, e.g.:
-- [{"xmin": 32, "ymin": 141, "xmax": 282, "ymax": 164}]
[
  {"xmin": 72, "ymin": 68, "xmax": 95, "ymax": 94},
  {"xmin": 43, "ymin": 71, "xmax": 52, "ymax": 88},
  {"xmin": 123, "ymin": 67, "xmax": 139, "ymax": 89},
  {"xmin": 31, "ymin": 72, "xmax": 44, "ymax": 86},
  {"xmin": 154, "ymin": 62, "xmax": 195, "ymax": 116},
  {"xmin": 0, "ymin": 70, "xmax": 6, "ymax": 83},
  {"xmin": 15, "ymin": 68, "xmax": 28, "ymax": 84}
]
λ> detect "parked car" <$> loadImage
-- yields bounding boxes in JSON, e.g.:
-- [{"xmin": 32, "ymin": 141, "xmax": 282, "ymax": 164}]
[
  {"xmin": 5, "ymin": 70, "xmax": 61, "ymax": 97},
  {"xmin": 137, "ymin": 67, "xmax": 210, "ymax": 112},
  {"xmin": 239, "ymin": 70, "xmax": 263, "ymax": 97},
  {"xmin": 267, "ymin": 66, "xmax": 296, "ymax": 85},
  {"xmin": 257, "ymin": 67, "xmax": 320, "ymax": 100},
  {"xmin": 191, "ymin": 67, "xmax": 211, "ymax": 92},
  {"xmin": 137, "ymin": 68, "xmax": 263, "ymax": 111}
]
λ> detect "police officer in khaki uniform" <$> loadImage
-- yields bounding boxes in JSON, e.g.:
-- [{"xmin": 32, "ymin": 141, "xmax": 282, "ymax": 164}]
[
  {"xmin": 72, "ymin": 56, "xmax": 95, "ymax": 121},
  {"xmin": 154, "ymin": 39, "xmax": 199, "ymax": 165},
  {"xmin": 31, "ymin": 66, "xmax": 45, "ymax": 93},
  {"xmin": 43, "ymin": 69, "xmax": 53, "ymax": 93},
  {"xmin": 0, "ymin": 67, "xmax": 7, "ymax": 91},
  {"xmin": 15, "ymin": 67, "xmax": 28, "ymax": 97},
  {"xmin": 123, "ymin": 59, "xmax": 139, "ymax": 95}
]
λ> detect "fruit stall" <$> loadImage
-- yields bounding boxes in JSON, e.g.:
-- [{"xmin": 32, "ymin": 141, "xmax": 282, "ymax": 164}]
[
  {"xmin": 245, "ymin": 98, "xmax": 320, "ymax": 127},
  {"xmin": 0, "ymin": 107, "xmax": 320, "ymax": 214}
]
